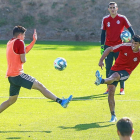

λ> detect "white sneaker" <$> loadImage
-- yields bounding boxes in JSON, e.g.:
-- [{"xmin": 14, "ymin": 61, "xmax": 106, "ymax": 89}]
[{"xmin": 120, "ymin": 88, "xmax": 125, "ymax": 95}]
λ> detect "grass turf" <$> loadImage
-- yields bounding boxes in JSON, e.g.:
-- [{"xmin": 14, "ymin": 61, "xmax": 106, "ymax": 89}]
[{"xmin": 0, "ymin": 40, "xmax": 140, "ymax": 139}]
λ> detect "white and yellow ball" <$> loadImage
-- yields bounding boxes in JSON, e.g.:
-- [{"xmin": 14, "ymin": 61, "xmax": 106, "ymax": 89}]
[
  {"xmin": 54, "ymin": 57, "xmax": 67, "ymax": 71},
  {"xmin": 120, "ymin": 30, "xmax": 132, "ymax": 43}
]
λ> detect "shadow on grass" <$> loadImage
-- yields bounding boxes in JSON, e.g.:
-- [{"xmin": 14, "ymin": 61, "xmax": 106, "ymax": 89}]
[
  {"xmin": 0, "ymin": 40, "xmax": 100, "ymax": 51},
  {"xmin": 25, "ymin": 40, "xmax": 100, "ymax": 51},
  {"xmin": 6, "ymin": 137, "xmax": 21, "ymax": 139},
  {"xmin": 72, "ymin": 93, "xmax": 108, "ymax": 101},
  {"xmin": 49, "ymin": 93, "xmax": 108, "ymax": 103},
  {"xmin": 0, "ymin": 131, "xmax": 51, "ymax": 133},
  {"xmin": 59, "ymin": 122, "xmax": 115, "ymax": 131}
]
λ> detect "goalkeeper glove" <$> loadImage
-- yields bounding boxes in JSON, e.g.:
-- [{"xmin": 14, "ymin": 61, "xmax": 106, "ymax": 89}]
[{"xmin": 101, "ymin": 45, "xmax": 104, "ymax": 55}]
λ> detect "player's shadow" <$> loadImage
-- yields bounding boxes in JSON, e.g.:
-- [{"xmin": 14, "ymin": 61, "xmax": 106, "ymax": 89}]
[
  {"xmin": 0, "ymin": 131, "xmax": 51, "ymax": 139},
  {"xmin": 48, "ymin": 93, "xmax": 108, "ymax": 103},
  {"xmin": 0, "ymin": 131, "xmax": 51, "ymax": 134},
  {"xmin": 6, "ymin": 137, "xmax": 21, "ymax": 139},
  {"xmin": 72, "ymin": 93, "xmax": 108, "ymax": 101},
  {"xmin": 59, "ymin": 122, "xmax": 114, "ymax": 131}
]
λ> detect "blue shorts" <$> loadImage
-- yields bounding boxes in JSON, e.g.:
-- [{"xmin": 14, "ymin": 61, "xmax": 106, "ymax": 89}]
[
  {"xmin": 108, "ymin": 70, "xmax": 129, "ymax": 87},
  {"xmin": 8, "ymin": 73, "xmax": 35, "ymax": 96}
]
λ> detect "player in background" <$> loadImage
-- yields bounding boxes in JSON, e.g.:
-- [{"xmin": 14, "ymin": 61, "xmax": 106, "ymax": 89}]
[
  {"xmin": 0, "ymin": 26, "xmax": 72, "ymax": 114},
  {"xmin": 101, "ymin": 2, "xmax": 135, "ymax": 95},
  {"xmin": 117, "ymin": 117, "xmax": 134, "ymax": 140},
  {"xmin": 95, "ymin": 35, "xmax": 140, "ymax": 122}
]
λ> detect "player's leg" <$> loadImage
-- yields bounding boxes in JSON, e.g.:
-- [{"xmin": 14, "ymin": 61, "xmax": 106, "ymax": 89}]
[
  {"xmin": 104, "ymin": 70, "xmax": 129, "ymax": 88},
  {"xmin": 32, "ymin": 80, "xmax": 57, "ymax": 101},
  {"xmin": 95, "ymin": 70, "xmax": 129, "ymax": 122},
  {"xmin": 108, "ymin": 71, "xmax": 119, "ymax": 122},
  {"xmin": 16, "ymin": 73, "xmax": 56, "ymax": 100},
  {"xmin": 114, "ymin": 52, "xmax": 125, "ymax": 95},
  {"xmin": 0, "ymin": 95, "xmax": 18, "ymax": 113},
  {"xmin": 104, "ymin": 72, "xmax": 120, "ymax": 84},
  {"xmin": 119, "ymin": 81, "xmax": 125, "ymax": 95},
  {"xmin": 31, "ymin": 79, "xmax": 72, "ymax": 108},
  {"xmin": 108, "ymin": 84, "xmax": 117, "ymax": 122},
  {"xmin": 104, "ymin": 45, "xmax": 114, "ymax": 94},
  {"xmin": 0, "ymin": 77, "xmax": 20, "ymax": 113},
  {"xmin": 16, "ymin": 73, "xmax": 72, "ymax": 108}
]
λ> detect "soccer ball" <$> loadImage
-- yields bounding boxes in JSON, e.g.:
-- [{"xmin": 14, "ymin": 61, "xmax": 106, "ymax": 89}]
[
  {"xmin": 120, "ymin": 30, "xmax": 132, "ymax": 43},
  {"xmin": 54, "ymin": 57, "xmax": 67, "ymax": 71}
]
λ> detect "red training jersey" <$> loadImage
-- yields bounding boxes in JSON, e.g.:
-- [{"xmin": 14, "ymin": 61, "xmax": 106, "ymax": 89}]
[
  {"xmin": 111, "ymin": 43, "xmax": 140, "ymax": 74},
  {"xmin": 101, "ymin": 14, "xmax": 131, "ymax": 46}
]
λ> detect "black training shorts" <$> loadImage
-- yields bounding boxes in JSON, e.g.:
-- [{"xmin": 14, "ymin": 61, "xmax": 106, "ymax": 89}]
[
  {"xmin": 108, "ymin": 70, "xmax": 130, "ymax": 87},
  {"xmin": 8, "ymin": 73, "xmax": 35, "ymax": 96}
]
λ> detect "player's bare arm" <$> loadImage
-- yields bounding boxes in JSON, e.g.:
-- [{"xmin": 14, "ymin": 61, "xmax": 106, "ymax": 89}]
[
  {"xmin": 20, "ymin": 53, "xmax": 26, "ymax": 63},
  {"xmin": 99, "ymin": 47, "xmax": 113, "ymax": 69},
  {"xmin": 25, "ymin": 29, "xmax": 37, "ymax": 53}
]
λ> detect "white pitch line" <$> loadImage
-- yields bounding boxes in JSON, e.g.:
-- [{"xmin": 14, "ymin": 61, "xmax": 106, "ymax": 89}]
[
  {"xmin": 0, "ymin": 96, "xmax": 140, "ymax": 101},
  {"xmin": 0, "ymin": 96, "xmax": 46, "ymax": 99}
]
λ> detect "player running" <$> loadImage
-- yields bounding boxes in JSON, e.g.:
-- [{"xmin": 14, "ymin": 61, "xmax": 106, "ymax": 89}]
[
  {"xmin": 101, "ymin": 2, "xmax": 135, "ymax": 95},
  {"xmin": 95, "ymin": 35, "xmax": 140, "ymax": 122},
  {"xmin": 0, "ymin": 26, "xmax": 72, "ymax": 114}
]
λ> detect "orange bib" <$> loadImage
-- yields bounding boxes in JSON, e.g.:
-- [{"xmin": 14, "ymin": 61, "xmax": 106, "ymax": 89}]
[{"xmin": 6, "ymin": 39, "xmax": 24, "ymax": 77}]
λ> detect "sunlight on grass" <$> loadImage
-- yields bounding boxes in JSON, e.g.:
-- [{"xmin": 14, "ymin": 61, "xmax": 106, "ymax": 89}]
[{"xmin": 0, "ymin": 41, "xmax": 140, "ymax": 139}]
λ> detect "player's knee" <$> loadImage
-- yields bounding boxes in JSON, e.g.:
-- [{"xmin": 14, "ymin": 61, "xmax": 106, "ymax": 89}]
[
  {"xmin": 113, "ymin": 72, "xmax": 120, "ymax": 80},
  {"xmin": 8, "ymin": 96, "xmax": 18, "ymax": 105}
]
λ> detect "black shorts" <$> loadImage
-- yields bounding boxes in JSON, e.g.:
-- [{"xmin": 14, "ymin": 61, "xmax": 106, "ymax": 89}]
[
  {"xmin": 8, "ymin": 73, "xmax": 35, "ymax": 96},
  {"xmin": 108, "ymin": 70, "xmax": 130, "ymax": 87}
]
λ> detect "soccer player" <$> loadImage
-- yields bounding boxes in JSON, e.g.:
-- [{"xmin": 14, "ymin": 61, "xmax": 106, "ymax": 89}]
[
  {"xmin": 0, "ymin": 26, "xmax": 72, "ymax": 114},
  {"xmin": 101, "ymin": 2, "xmax": 135, "ymax": 95},
  {"xmin": 117, "ymin": 117, "xmax": 134, "ymax": 140},
  {"xmin": 95, "ymin": 35, "xmax": 140, "ymax": 122}
]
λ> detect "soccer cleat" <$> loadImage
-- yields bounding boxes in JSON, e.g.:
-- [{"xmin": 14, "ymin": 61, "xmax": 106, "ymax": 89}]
[
  {"xmin": 95, "ymin": 70, "xmax": 102, "ymax": 86},
  {"xmin": 103, "ymin": 89, "xmax": 109, "ymax": 94},
  {"xmin": 109, "ymin": 115, "xmax": 117, "ymax": 122},
  {"xmin": 120, "ymin": 88, "xmax": 125, "ymax": 95},
  {"xmin": 61, "ymin": 95, "xmax": 73, "ymax": 108}
]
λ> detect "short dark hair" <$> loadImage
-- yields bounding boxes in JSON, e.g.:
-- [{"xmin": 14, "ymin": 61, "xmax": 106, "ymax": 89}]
[
  {"xmin": 13, "ymin": 26, "xmax": 26, "ymax": 37},
  {"xmin": 132, "ymin": 35, "xmax": 140, "ymax": 43},
  {"xmin": 108, "ymin": 2, "xmax": 117, "ymax": 7},
  {"xmin": 116, "ymin": 117, "xmax": 133, "ymax": 137}
]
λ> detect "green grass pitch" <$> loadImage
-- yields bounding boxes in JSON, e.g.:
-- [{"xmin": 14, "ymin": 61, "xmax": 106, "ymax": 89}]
[{"xmin": 0, "ymin": 40, "xmax": 140, "ymax": 139}]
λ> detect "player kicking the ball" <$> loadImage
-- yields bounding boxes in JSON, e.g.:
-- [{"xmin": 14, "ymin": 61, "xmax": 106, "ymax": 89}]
[
  {"xmin": 0, "ymin": 26, "xmax": 72, "ymax": 114},
  {"xmin": 95, "ymin": 35, "xmax": 140, "ymax": 122},
  {"xmin": 101, "ymin": 2, "xmax": 135, "ymax": 95}
]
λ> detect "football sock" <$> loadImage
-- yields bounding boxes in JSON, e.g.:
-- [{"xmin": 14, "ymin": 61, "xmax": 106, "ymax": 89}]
[
  {"xmin": 101, "ymin": 79, "xmax": 105, "ymax": 84},
  {"xmin": 56, "ymin": 98, "xmax": 62, "ymax": 104},
  {"xmin": 111, "ymin": 111, "xmax": 115, "ymax": 116}
]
